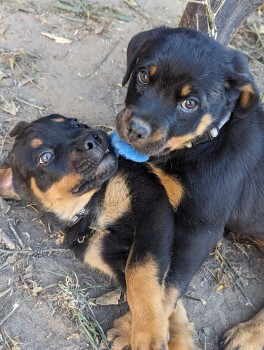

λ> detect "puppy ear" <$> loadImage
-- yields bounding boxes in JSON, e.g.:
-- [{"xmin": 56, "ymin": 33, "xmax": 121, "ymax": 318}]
[
  {"xmin": 0, "ymin": 166, "xmax": 20, "ymax": 199},
  {"xmin": 9, "ymin": 121, "xmax": 29, "ymax": 137},
  {"xmin": 225, "ymin": 50, "xmax": 259, "ymax": 118},
  {"xmin": 122, "ymin": 29, "xmax": 156, "ymax": 86}
]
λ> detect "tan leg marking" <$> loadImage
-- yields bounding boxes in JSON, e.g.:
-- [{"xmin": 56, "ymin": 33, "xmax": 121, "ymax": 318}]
[
  {"xmin": 84, "ymin": 230, "xmax": 115, "ymax": 279},
  {"xmin": 107, "ymin": 300, "xmax": 195, "ymax": 350},
  {"xmin": 222, "ymin": 307, "xmax": 264, "ymax": 350},
  {"xmin": 168, "ymin": 300, "xmax": 195, "ymax": 350},
  {"xmin": 126, "ymin": 256, "xmax": 172, "ymax": 350}
]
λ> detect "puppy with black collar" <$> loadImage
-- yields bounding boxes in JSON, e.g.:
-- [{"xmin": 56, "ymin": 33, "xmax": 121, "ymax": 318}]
[{"xmin": 116, "ymin": 27, "xmax": 264, "ymax": 350}]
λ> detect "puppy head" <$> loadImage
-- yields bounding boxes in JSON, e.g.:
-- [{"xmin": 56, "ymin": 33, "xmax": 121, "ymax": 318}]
[
  {"xmin": 117, "ymin": 27, "xmax": 259, "ymax": 156},
  {"xmin": 0, "ymin": 115, "xmax": 118, "ymax": 221}
]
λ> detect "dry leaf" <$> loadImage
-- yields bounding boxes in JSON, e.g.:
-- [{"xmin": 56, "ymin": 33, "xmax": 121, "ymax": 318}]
[
  {"xmin": 0, "ymin": 95, "xmax": 20, "ymax": 116},
  {"xmin": 215, "ymin": 283, "xmax": 228, "ymax": 293},
  {"xmin": 0, "ymin": 287, "xmax": 12, "ymax": 298},
  {"xmin": 31, "ymin": 285, "xmax": 43, "ymax": 296},
  {"xmin": 9, "ymin": 56, "xmax": 15, "ymax": 70},
  {"xmin": 18, "ymin": 76, "xmax": 34, "ymax": 88},
  {"xmin": 67, "ymin": 333, "xmax": 80, "ymax": 340},
  {"xmin": 89, "ymin": 288, "xmax": 122, "ymax": 306},
  {"xmin": 0, "ymin": 228, "xmax": 15, "ymax": 250},
  {"xmin": 41, "ymin": 32, "xmax": 73, "ymax": 44},
  {"xmin": 0, "ymin": 70, "xmax": 6, "ymax": 81},
  {"xmin": 123, "ymin": 0, "xmax": 138, "ymax": 7},
  {"xmin": 95, "ymin": 26, "xmax": 104, "ymax": 35},
  {"xmin": 259, "ymin": 25, "xmax": 264, "ymax": 34},
  {"xmin": 35, "ymin": 15, "xmax": 51, "ymax": 26}
]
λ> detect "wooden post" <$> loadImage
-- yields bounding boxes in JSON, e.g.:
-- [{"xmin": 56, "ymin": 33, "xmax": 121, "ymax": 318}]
[{"xmin": 179, "ymin": 0, "xmax": 263, "ymax": 46}]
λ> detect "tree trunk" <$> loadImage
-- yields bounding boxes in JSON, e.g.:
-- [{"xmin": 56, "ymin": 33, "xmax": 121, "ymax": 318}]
[{"xmin": 179, "ymin": 0, "xmax": 263, "ymax": 46}]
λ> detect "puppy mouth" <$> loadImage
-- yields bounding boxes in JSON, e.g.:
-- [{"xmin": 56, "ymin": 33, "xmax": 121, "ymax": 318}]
[{"xmin": 72, "ymin": 150, "xmax": 117, "ymax": 195}]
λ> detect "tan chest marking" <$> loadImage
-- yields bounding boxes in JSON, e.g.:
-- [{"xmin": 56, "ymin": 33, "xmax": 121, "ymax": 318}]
[
  {"xmin": 84, "ymin": 174, "xmax": 131, "ymax": 278},
  {"xmin": 148, "ymin": 164, "xmax": 184, "ymax": 209},
  {"xmin": 97, "ymin": 173, "xmax": 131, "ymax": 228}
]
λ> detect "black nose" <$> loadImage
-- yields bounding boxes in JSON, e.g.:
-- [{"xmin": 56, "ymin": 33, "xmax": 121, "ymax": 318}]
[
  {"xmin": 84, "ymin": 133, "xmax": 99, "ymax": 150},
  {"xmin": 127, "ymin": 118, "xmax": 151, "ymax": 142}
]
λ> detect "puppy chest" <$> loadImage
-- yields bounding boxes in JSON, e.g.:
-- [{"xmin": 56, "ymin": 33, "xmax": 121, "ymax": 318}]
[
  {"xmin": 97, "ymin": 173, "xmax": 131, "ymax": 227},
  {"xmin": 83, "ymin": 174, "xmax": 133, "ymax": 278}
]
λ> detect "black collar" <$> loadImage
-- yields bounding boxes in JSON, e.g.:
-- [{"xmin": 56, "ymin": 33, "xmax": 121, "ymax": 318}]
[
  {"xmin": 185, "ymin": 112, "xmax": 231, "ymax": 148},
  {"xmin": 67, "ymin": 207, "xmax": 89, "ymax": 227}
]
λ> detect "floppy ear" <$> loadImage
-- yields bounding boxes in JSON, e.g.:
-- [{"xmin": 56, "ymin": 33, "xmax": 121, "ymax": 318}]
[
  {"xmin": 9, "ymin": 121, "xmax": 29, "ymax": 137},
  {"xmin": 225, "ymin": 50, "xmax": 259, "ymax": 118},
  {"xmin": 0, "ymin": 166, "xmax": 20, "ymax": 199},
  {"xmin": 122, "ymin": 29, "xmax": 157, "ymax": 86}
]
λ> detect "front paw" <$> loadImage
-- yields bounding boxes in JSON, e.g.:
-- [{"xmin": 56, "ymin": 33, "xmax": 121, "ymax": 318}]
[
  {"xmin": 107, "ymin": 312, "xmax": 132, "ymax": 350},
  {"xmin": 131, "ymin": 330, "xmax": 169, "ymax": 350},
  {"xmin": 221, "ymin": 321, "xmax": 264, "ymax": 350}
]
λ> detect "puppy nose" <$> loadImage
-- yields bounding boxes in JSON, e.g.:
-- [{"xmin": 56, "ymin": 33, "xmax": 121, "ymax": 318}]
[
  {"xmin": 84, "ymin": 134, "xmax": 99, "ymax": 150},
  {"xmin": 127, "ymin": 118, "xmax": 151, "ymax": 142}
]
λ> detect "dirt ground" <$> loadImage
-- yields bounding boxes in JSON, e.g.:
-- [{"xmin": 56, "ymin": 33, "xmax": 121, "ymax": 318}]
[{"xmin": 0, "ymin": 1, "xmax": 263, "ymax": 349}]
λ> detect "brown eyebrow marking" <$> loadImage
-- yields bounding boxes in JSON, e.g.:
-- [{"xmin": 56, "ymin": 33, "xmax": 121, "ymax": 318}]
[
  {"xmin": 31, "ymin": 138, "xmax": 43, "ymax": 148},
  {"xmin": 51, "ymin": 117, "xmax": 65, "ymax": 122},
  {"xmin": 149, "ymin": 65, "xmax": 157, "ymax": 76},
  {"xmin": 180, "ymin": 84, "xmax": 191, "ymax": 97}
]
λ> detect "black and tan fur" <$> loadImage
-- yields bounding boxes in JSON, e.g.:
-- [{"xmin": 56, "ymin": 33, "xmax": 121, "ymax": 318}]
[
  {"xmin": 0, "ymin": 114, "xmax": 195, "ymax": 350},
  {"xmin": 116, "ymin": 27, "xmax": 264, "ymax": 350}
]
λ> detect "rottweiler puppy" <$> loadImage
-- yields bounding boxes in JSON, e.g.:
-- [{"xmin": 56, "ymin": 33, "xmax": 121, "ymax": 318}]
[
  {"xmin": 0, "ymin": 114, "xmax": 195, "ymax": 350},
  {"xmin": 116, "ymin": 27, "xmax": 264, "ymax": 350}
]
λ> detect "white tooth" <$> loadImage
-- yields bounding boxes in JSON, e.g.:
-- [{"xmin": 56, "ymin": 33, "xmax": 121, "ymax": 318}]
[
  {"xmin": 186, "ymin": 142, "xmax": 192, "ymax": 148},
  {"xmin": 210, "ymin": 128, "xmax": 218, "ymax": 138}
]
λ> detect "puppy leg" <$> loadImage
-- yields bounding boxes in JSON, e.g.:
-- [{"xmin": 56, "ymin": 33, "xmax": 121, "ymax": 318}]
[
  {"xmin": 126, "ymin": 255, "xmax": 170, "ymax": 350},
  {"xmin": 221, "ymin": 307, "xmax": 264, "ymax": 350},
  {"xmin": 168, "ymin": 300, "xmax": 195, "ymax": 350},
  {"xmin": 107, "ymin": 279, "xmax": 169, "ymax": 350}
]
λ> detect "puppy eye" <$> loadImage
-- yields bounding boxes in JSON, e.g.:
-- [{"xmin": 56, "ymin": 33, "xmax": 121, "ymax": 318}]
[
  {"xmin": 138, "ymin": 71, "xmax": 149, "ymax": 84},
  {"xmin": 181, "ymin": 98, "xmax": 198, "ymax": 111},
  {"xmin": 38, "ymin": 151, "xmax": 54, "ymax": 165},
  {"xmin": 71, "ymin": 119, "xmax": 80, "ymax": 127}
]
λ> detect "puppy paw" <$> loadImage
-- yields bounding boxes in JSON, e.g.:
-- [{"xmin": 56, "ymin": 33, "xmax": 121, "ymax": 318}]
[
  {"xmin": 131, "ymin": 331, "xmax": 169, "ymax": 350},
  {"xmin": 168, "ymin": 301, "xmax": 195, "ymax": 350},
  {"xmin": 107, "ymin": 312, "xmax": 132, "ymax": 350},
  {"xmin": 221, "ymin": 320, "xmax": 264, "ymax": 350}
]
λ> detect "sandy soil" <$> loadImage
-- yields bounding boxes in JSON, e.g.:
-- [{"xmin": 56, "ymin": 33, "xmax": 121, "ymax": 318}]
[{"xmin": 0, "ymin": 1, "xmax": 263, "ymax": 349}]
